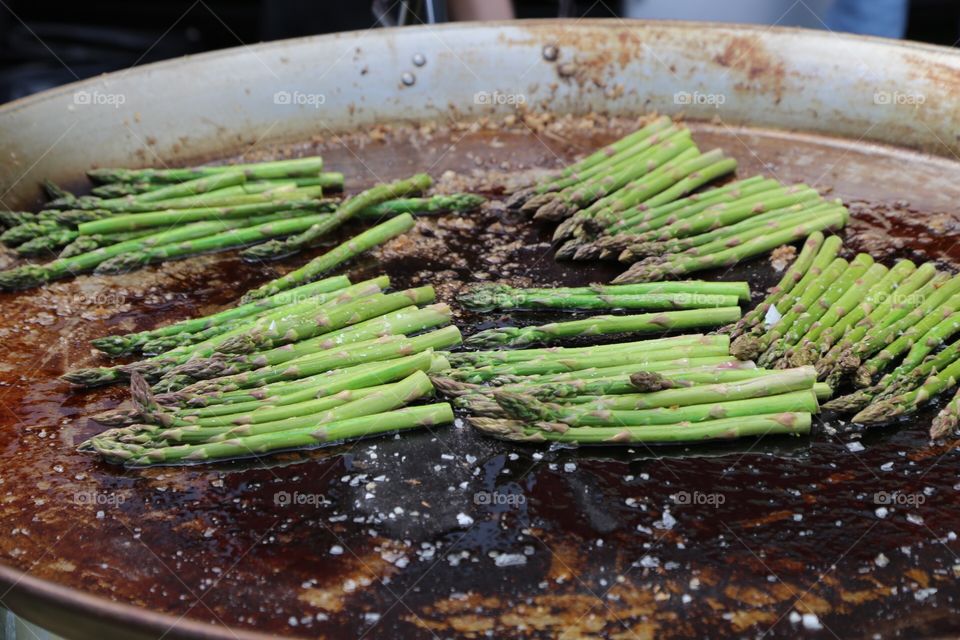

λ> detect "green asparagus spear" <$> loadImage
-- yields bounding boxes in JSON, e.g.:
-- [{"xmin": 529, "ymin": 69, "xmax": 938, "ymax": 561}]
[
  {"xmin": 241, "ymin": 213, "xmax": 415, "ymax": 302},
  {"xmin": 241, "ymin": 174, "xmax": 431, "ymax": 260},
  {"xmin": 464, "ymin": 307, "xmax": 741, "ymax": 348}
]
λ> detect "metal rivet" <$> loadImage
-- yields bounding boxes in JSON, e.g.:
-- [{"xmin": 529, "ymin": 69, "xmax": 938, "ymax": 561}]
[
  {"xmin": 542, "ymin": 44, "xmax": 559, "ymax": 61},
  {"xmin": 412, "ymin": 53, "xmax": 426, "ymax": 67},
  {"xmin": 401, "ymin": 72, "xmax": 416, "ymax": 86}
]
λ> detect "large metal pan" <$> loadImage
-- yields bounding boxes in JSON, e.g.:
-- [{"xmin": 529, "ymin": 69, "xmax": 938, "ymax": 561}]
[{"xmin": 2, "ymin": 19, "xmax": 960, "ymax": 640}]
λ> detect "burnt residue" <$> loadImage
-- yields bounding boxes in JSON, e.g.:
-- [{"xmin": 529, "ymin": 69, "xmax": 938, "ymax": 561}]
[{"xmin": 2, "ymin": 118, "xmax": 960, "ymax": 639}]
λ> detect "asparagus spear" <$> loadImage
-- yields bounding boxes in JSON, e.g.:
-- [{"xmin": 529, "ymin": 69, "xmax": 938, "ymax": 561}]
[
  {"xmin": 461, "ymin": 281, "xmax": 750, "ymax": 310},
  {"xmin": 474, "ymin": 358, "xmax": 742, "ymax": 389},
  {"xmin": 450, "ymin": 345, "xmax": 733, "ymax": 383},
  {"xmin": 462, "ymin": 290, "xmax": 738, "ymax": 312},
  {"xmin": 1, "ymin": 220, "xmax": 64, "ymax": 246},
  {"xmin": 129, "ymin": 171, "xmax": 246, "ymax": 203},
  {"xmin": 436, "ymin": 367, "xmax": 785, "ymax": 402},
  {"xmin": 447, "ymin": 334, "xmax": 727, "ymax": 367},
  {"xmin": 469, "ymin": 412, "xmax": 811, "ymax": 444},
  {"xmin": 90, "ymin": 403, "xmax": 454, "ymax": 466},
  {"xmin": 362, "ymin": 193, "xmax": 485, "ymax": 217},
  {"xmin": 931, "ymin": 388, "xmax": 960, "ymax": 439},
  {"xmin": 242, "ymin": 174, "xmax": 431, "ymax": 260},
  {"xmin": 51, "ymin": 185, "xmax": 326, "ymax": 212},
  {"xmin": 15, "ymin": 229, "xmax": 79, "ymax": 256},
  {"xmin": 87, "ymin": 157, "xmax": 325, "ymax": 184},
  {"xmin": 464, "ymin": 307, "xmax": 741, "ymax": 349},
  {"xmin": 59, "ymin": 229, "xmax": 160, "ymax": 258},
  {"xmin": 492, "ymin": 389, "xmax": 818, "ymax": 427},
  {"xmin": 0, "ymin": 211, "xmax": 36, "ymax": 228},
  {"xmin": 492, "ymin": 357, "xmax": 750, "ymax": 385},
  {"xmin": 537, "ymin": 367, "xmax": 817, "ymax": 410},
  {"xmin": 241, "ymin": 213, "xmax": 415, "ymax": 302},
  {"xmin": 78, "ymin": 200, "xmax": 334, "ymax": 235},
  {"xmin": 90, "ymin": 182, "xmax": 156, "ymax": 197}
]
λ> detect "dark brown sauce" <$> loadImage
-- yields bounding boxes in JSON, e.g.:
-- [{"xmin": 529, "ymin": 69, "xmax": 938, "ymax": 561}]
[{"xmin": 2, "ymin": 121, "xmax": 960, "ymax": 638}]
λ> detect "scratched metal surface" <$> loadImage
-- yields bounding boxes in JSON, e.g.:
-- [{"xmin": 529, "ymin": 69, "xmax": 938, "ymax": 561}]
[{"xmin": 0, "ymin": 119, "xmax": 959, "ymax": 639}]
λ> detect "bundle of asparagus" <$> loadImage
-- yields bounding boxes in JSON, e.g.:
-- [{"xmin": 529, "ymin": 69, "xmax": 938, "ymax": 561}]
[
  {"xmin": 508, "ymin": 116, "xmax": 737, "ymax": 225},
  {"xmin": 727, "ymin": 232, "xmax": 960, "ymax": 436},
  {"xmin": 85, "ymin": 371, "xmax": 455, "ymax": 466},
  {"xmin": 434, "ymin": 334, "xmax": 823, "ymax": 445},
  {"xmin": 0, "ymin": 163, "xmax": 484, "ymax": 290},
  {"xmin": 507, "ymin": 115, "xmax": 850, "ymax": 282},
  {"xmin": 73, "ymin": 272, "xmax": 462, "ymax": 465}
]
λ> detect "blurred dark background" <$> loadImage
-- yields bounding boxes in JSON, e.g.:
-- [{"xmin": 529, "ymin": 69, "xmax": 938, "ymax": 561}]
[{"xmin": 0, "ymin": 0, "xmax": 956, "ymax": 104}]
